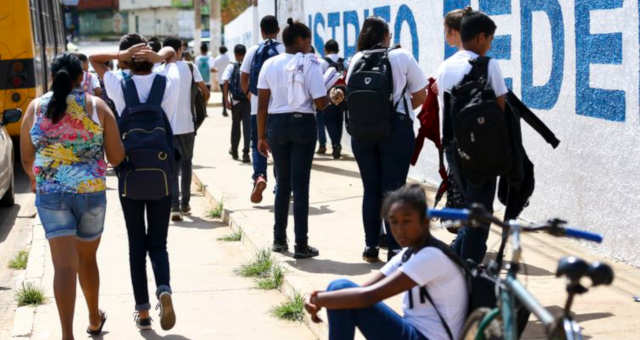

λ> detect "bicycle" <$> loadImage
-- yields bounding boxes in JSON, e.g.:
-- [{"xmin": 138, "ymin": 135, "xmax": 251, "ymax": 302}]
[{"xmin": 428, "ymin": 205, "xmax": 614, "ymax": 340}]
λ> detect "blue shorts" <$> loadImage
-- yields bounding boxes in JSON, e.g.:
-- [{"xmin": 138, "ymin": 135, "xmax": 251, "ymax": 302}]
[{"xmin": 36, "ymin": 192, "xmax": 107, "ymax": 241}]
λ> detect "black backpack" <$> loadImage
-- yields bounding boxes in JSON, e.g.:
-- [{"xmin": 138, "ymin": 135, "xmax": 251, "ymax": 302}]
[
  {"xmin": 116, "ymin": 75, "xmax": 175, "ymax": 201},
  {"xmin": 323, "ymin": 56, "xmax": 346, "ymax": 73},
  {"xmin": 249, "ymin": 40, "xmax": 280, "ymax": 95},
  {"xmin": 187, "ymin": 63, "xmax": 207, "ymax": 131},
  {"xmin": 449, "ymin": 57, "xmax": 512, "ymax": 177},
  {"xmin": 229, "ymin": 62, "xmax": 247, "ymax": 101},
  {"xmin": 346, "ymin": 48, "xmax": 407, "ymax": 141}
]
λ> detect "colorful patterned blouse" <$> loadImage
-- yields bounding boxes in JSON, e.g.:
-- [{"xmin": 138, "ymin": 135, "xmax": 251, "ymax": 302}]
[{"xmin": 31, "ymin": 90, "xmax": 107, "ymax": 194}]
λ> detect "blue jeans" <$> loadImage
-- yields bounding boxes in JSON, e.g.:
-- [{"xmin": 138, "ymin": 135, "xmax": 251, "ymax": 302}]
[
  {"xmin": 36, "ymin": 191, "xmax": 106, "ymax": 240},
  {"xmin": 171, "ymin": 133, "xmax": 195, "ymax": 210},
  {"xmin": 351, "ymin": 114, "xmax": 415, "ymax": 250},
  {"xmin": 251, "ymin": 115, "xmax": 268, "ymax": 181},
  {"xmin": 267, "ymin": 113, "xmax": 316, "ymax": 245},
  {"xmin": 327, "ymin": 279, "xmax": 428, "ymax": 340},
  {"xmin": 316, "ymin": 109, "xmax": 327, "ymax": 147},
  {"xmin": 323, "ymin": 104, "xmax": 344, "ymax": 147}
]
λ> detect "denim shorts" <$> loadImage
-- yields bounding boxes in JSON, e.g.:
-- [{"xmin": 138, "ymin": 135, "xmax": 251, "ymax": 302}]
[{"xmin": 36, "ymin": 191, "xmax": 107, "ymax": 241}]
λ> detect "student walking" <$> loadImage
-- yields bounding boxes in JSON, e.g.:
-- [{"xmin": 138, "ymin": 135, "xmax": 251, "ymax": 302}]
[
  {"xmin": 195, "ymin": 43, "xmax": 215, "ymax": 90},
  {"xmin": 256, "ymin": 18, "xmax": 329, "ymax": 259},
  {"xmin": 240, "ymin": 15, "xmax": 284, "ymax": 203},
  {"xmin": 345, "ymin": 17, "xmax": 427, "ymax": 262},
  {"xmin": 222, "ymin": 44, "xmax": 251, "ymax": 163},
  {"xmin": 75, "ymin": 53, "xmax": 102, "ymax": 96},
  {"xmin": 435, "ymin": 10, "xmax": 509, "ymax": 264},
  {"xmin": 162, "ymin": 37, "xmax": 210, "ymax": 222},
  {"xmin": 317, "ymin": 39, "xmax": 347, "ymax": 159},
  {"xmin": 20, "ymin": 53, "xmax": 125, "ymax": 340},
  {"xmin": 212, "ymin": 46, "xmax": 231, "ymax": 116},
  {"xmin": 90, "ymin": 34, "xmax": 180, "ymax": 331},
  {"xmin": 304, "ymin": 184, "xmax": 468, "ymax": 340}
]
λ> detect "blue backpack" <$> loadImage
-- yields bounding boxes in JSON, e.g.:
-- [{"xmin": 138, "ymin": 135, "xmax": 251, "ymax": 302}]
[
  {"xmin": 229, "ymin": 63, "xmax": 246, "ymax": 101},
  {"xmin": 248, "ymin": 40, "xmax": 280, "ymax": 95},
  {"xmin": 116, "ymin": 75, "xmax": 175, "ymax": 201}
]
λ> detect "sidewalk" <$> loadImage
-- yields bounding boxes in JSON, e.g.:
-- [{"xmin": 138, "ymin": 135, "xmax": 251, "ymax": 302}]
[{"xmin": 193, "ymin": 96, "xmax": 640, "ymax": 339}]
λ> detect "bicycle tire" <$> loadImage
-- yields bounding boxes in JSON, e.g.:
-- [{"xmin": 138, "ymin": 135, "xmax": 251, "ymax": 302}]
[{"xmin": 461, "ymin": 308, "xmax": 504, "ymax": 340}]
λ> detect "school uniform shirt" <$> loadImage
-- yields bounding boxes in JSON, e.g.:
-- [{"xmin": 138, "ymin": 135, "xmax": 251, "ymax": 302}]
[
  {"xmin": 239, "ymin": 39, "xmax": 285, "ymax": 115},
  {"xmin": 381, "ymin": 247, "xmax": 468, "ymax": 340},
  {"xmin": 102, "ymin": 64, "xmax": 180, "ymax": 128},
  {"xmin": 156, "ymin": 61, "xmax": 203, "ymax": 135},
  {"xmin": 221, "ymin": 62, "xmax": 240, "ymax": 105},
  {"xmin": 318, "ymin": 53, "xmax": 343, "ymax": 73},
  {"xmin": 256, "ymin": 53, "xmax": 326, "ymax": 114},
  {"xmin": 212, "ymin": 53, "xmax": 230, "ymax": 85},
  {"xmin": 81, "ymin": 71, "xmax": 101, "ymax": 95},
  {"xmin": 346, "ymin": 48, "xmax": 427, "ymax": 119}
]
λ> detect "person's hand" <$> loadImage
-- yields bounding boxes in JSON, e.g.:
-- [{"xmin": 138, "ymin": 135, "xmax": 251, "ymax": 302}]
[
  {"xmin": 133, "ymin": 47, "xmax": 163, "ymax": 64},
  {"xmin": 258, "ymin": 138, "xmax": 270, "ymax": 158},
  {"xmin": 305, "ymin": 292, "xmax": 323, "ymax": 323},
  {"xmin": 29, "ymin": 177, "xmax": 36, "ymax": 193},
  {"xmin": 118, "ymin": 43, "xmax": 147, "ymax": 62},
  {"xmin": 430, "ymin": 81, "xmax": 439, "ymax": 95},
  {"xmin": 226, "ymin": 100, "xmax": 233, "ymax": 110},
  {"xmin": 329, "ymin": 87, "xmax": 345, "ymax": 106}
]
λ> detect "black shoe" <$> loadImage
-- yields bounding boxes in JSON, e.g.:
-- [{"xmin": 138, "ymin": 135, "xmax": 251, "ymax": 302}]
[
  {"xmin": 181, "ymin": 205, "xmax": 191, "ymax": 215},
  {"xmin": 387, "ymin": 249, "xmax": 401, "ymax": 262},
  {"xmin": 316, "ymin": 146, "xmax": 327, "ymax": 155},
  {"xmin": 134, "ymin": 312, "xmax": 152, "ymax": 331},
  {"xmin": 222, "ymin": 111, "xmax": 229, "ymax": 117},
  {"xmin": 242, "ymin": 154, "xmax": 251, "ymax": 163},
  {"xmin": 294, "ymin": 245, "xmax": 319, "ymax": 259},
  {"xmin": 272, "ymin": 241, "xmax": 289, "ymax": 253},
  {"xmin": 362, "ymin": 247, "xmax": 381, "ymax": 263},
  {"xmin": 230, "ymin": 150, "xmax": 239, "ymax": 160},
  {"xmin": 332, "ymin": 145, "xmax": 342, "ymax": 159},
  {"xmin": 378, "ymin": 234, "xmax": 389, "ymax": 249},
  {"xmin": 170, "ymin": 209, "xmax": 183, "ymax": 222}
]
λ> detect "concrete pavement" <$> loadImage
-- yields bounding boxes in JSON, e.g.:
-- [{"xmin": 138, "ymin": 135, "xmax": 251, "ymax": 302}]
[{"xmin": 193, "ymin": 95, "xmax": 640, "ymax": 340}]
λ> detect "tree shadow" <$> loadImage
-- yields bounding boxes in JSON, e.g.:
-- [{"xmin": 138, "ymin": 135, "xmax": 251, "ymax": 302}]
[{"xmin": 285, "ymin": 258, "xmax": 382, "ymax": 276}]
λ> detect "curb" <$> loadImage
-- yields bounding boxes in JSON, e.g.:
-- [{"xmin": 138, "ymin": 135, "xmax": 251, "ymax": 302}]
[{"xmin": 192, "ymin": 173, "xmax": 327, "ymax": 340}]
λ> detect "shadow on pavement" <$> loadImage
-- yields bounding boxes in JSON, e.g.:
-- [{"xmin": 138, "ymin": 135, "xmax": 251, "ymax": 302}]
[
  {"xmin": 312, "ymin": 155, "xmax": 356, "ymax": 162},
  {"xmin": 171, "ymin": 216, "xmax": 227, "ymax": 230},
  {"xmin": 0, "ymin": 204, "xmax": 20, "ymax": 244},
  {"xmin": 311, "ymin": 163, "xmax": 361, "ymax": 179},
  {"xmin": 484, "ymin": 252, "xmax": 555, "ymax": 276},
  {"xmin": 285, "ymin": 258, "xmax": 382, "ymax": 276},
  {"xmin": 140, "ymin": 330, "xmax": 193, "ymax": 340}
]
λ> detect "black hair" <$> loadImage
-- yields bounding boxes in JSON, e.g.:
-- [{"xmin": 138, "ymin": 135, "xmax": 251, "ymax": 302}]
[
  {"xmin": 445, "ymin": 6, "xmax": 473, "ymax": 32},
  {"xmin": 234, "ymin": 44, "xmax": 246, "ymax": 56},
  {"xmin": 219, "ymin": 45, "xmax": 228, "ymax": 54},
  {"xmin": 118, "ymin": 34, "xmax": 153, "ymax": 73},
  {"xmin": 357, "ymin": 17, "xmax": 390, "ymax": 51},
  {"xmin": 163, "ymin": 37, "xmax": 182, "ymax": 53},
  {"xmin": 381, "ymin": 184, "xmax": 428, "ymax": 221},
  {"xmin": 200, "ymin": 43, "xmax": 208, "ymax": 54},
  {"xmin": 260, "ymin": 15, "xmax": 279, "ymax": 35},
  {"xmin": 282, "ymin": 18, "xmax": 311, "ymax": 47},
  {"xmin": 74, "ymin": 53, "xmax": 88, "ymax": 62},
  {"xmin": 46, "ymin": 53, "xmax": 83, "ymax": 124},
  {"xmin": 460, "ymin": 10, "xmax": 497, "ymax": 42},
  {"xmin": 324, "ymin": 39, "xmax": 339, "ymax": 53},
  {"xmin": 309, "ymin": 45, "xmax": 315, "ymax": 54},
  {"xmin": 148, "ymin": 37, "xmax": 162, "ymax": 52}
]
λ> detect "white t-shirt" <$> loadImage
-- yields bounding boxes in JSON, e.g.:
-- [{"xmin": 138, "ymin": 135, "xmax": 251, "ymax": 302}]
[
  {"xmin": 319, "ymin": 53, "xmax": 343, "ymax": 73},
  {"xmin": 155, "ymin": 61, "xmax": 203, "ymax": 135},
  {"xmin": 212, "ymin": 53, "xmax": 230, "ymax": 85},
  {"xmin": 257, "ymin": 53, "xmax": 326, "ymax": 114},
  {"xmin": 103, "ymin": 66, "xmax": 180, "ymax": 126},
  {"xmin": 240, "ymin": 39, "xmax": 285, "ymax": 115},
  {"xmin": 380, "ymin": 247, "xmax": 468, "ymax": 340},
  {"xmin": 346, "ymin": 48, "xmax": 427, "ymax": 119},
  {"xmin": 81, "ymin": 72, "xmax": 101, "ymax": 95}
]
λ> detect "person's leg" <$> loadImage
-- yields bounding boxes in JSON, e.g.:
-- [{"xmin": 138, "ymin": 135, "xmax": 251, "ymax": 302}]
[
  {"xmin": 179, "ymin": 133, "xmax": 195, "ymax": 211},
  {"xmin": 171, "ymin": 137, "xmax": 183, "ymax": 212},
  {"xmin": 119, "ymin": 197, "xmax": 152, "ymax": 314},
  {"xmin": 49, "ymin": 236, "xmax": 80, "ymax": 340},
  {"xmin": 145, "ymin": 197, "xmax": 172, "ymax": 296},
  {"xmin": 240, "ymin": 101, "xmax": 251, "ymax": 159},
  {"xmin": 316, "ymin": 109, "xmax": 327, "ymax": 151},
  {"xmin": 326, "ymin": 279, "xmax": 427, "ymax": 340},
  {"xmin": 351, "ymin": 138, "xmax": 383, "ymax": 249},
  {"xmin": 250, "ymin": 115, "xmax": 268, "ymax": 181},
  {"xmin": 324, "ymin": 105, "xmax": 343, "ymax": 152},
  {"xmin": 221, "ymin": 85, "xmax": 228, "ymax": 116},
  {"xmin": 267, "ymin": 115, "xmax": 292, "ymax": 247},
  {"xmin": 230, "ymin": 103, "xmax": 241, "ymax": 158},
  {"xmin": 379, "ymin": 115, "xmax": 416, "ymax": 255},
  {"xmin": 290, "ymin": 115, "xmax": 317, "ymax": 247}
]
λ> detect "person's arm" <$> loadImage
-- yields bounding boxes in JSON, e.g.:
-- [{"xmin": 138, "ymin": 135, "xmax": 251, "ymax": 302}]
[
  {"xmin": 256, "ymin": 88, "xmax": 271, "ymax": 157},
  {"xmin": 411, "ymin": 87, "xmax": 428, "ymax": 109},
  {"xmin": 222, "ymin": 81, "xmax": 232, "ymax": 110},
  {"xmin": 19, "ymin": 100, "xmax": 37, "ymax": 192},
  {"xmin": 314, "ymin": 96, "xmax": 330, "ymax": 111},
  {"xmin": 95, "ymin": 96, "xmax": 125, "ymax": 166},
  {"xmin": 496, "ymin": 95, "xmax": 506, "ymax": 111},
  {"xmin": 93, "ymin": 87, "xmax": 103, "ymax": 97},
  {"xmin": 197, "ymin": 81, "xmax": 210, "ymax": 103},
  {"xmin": 89, "ymin": 43, "xmax": 146, "ymax": 79},
  {"xmin": 134, "ymin": 46, "xmax": 176, "ymax": 65},
  {"xmin": 240, "ymin": 72, "xmax": 250, "ymax": 97},
  {"xmin": 488, "ymin": 59, "xmax": 508, "ymax": 112},
  {"xmin": 309, "ymin": 63, "xmax": 330, "ymax": 111}
]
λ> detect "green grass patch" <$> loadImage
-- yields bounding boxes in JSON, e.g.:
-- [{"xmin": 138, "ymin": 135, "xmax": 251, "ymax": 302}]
[
  {"xmin": 208, "ymin": 201, "xmax": 224, "ymax": 219},
  {"xmin": 217, "ymin": 231, "xmax": 242, "ymax": 242},
  {"xmin": 16, "ymin": 283, "xmax": 45, "ymax": 306},
  {"xmin": 236, "ymin": 249, "xmax": 273, "ymax": 277},
  {"xmin": 271, "ymin": 293, "xmax": 305, "ymax": 321},
  {"xmin": 8, "ymin": 250, "xmax": 29, "ymax": 270},
  {"xmin": 257, "ymin": 263, "xmax": 284, "ymax": 290}
]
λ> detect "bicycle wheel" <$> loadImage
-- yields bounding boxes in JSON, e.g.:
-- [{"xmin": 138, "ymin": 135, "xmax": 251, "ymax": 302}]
[{"xmin": 461, "ymin": 308, "xmax": 504, "ymax": 340}]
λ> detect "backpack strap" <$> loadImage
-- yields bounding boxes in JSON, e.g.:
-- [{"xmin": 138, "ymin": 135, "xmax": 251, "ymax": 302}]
[
  {"xmin": 422, "ymin": 289, "xmax": 455, "ymax": 340},
  {"xmin": 121, "ymin": 76, "xmax": 141, "ymax": 108},
  {"xmin": 469, "ymin": 56, "xmax": 491, "ymax": 82},
  {"xmin": 146, "ymin": 74, "xmax": 167, "ymax": 106}
]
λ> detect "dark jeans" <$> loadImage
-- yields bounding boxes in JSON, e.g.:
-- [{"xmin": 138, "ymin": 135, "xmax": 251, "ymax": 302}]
[
  {"xmin": 321, "ymin": 104, "xmax": 344, "ymax": 148},
  {"xmin": 351, "ymin": 114, "xmax": 415, "ymax": 250},
  {"xmin": 316, "ymin": 109, "xmax": 327, "ymax": 147},
  {"xmin": 250, "ymin": 115, "xmax": 268, "ymax": 181},
  {"xmin": 267, "ymin": 113, "xmax": 316, "ymax": 245},
  {"xmin": 221, "ymin": 85, "xmax": 228, "ymax": 115},
  {"xmin": 171, "ymin": 133, "xmax": 195, "ymax": 210},
  {"xmin": 327, "ymin": 279, "xmax": 428, "ymax": 340},
  {"xmin": 231, "ymin": 99, "xmax": 250, "ymax": 156},
  {"xmin": 120, "ymin": 196, "xmax": 172, "ymax": 311}
]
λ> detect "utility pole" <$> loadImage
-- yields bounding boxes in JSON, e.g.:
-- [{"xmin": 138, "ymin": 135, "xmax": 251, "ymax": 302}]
[
  {"xmin": 194, "ymin": 0, "xmax": 202, "ymax": 55},
  {"xmin": 209, "ymin": 0, "xmax": 221, "ymax": 55}
]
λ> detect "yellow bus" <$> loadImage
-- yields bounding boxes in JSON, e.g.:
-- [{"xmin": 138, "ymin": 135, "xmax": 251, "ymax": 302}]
[{"xmin": 0, "ymin": 0, "xmax": 66, "ymax": 137}]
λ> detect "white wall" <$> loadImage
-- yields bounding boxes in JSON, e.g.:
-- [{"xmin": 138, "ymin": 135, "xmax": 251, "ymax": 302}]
[
  {"xmin": 226, "ymin": 0, "xmax": 640, "ymax": 267},
  {"xmin": 224, "ymin": 6, "xmax": 259, "ymax": 50},
  {"xmin": 119, "ymin": 0, "xmax": 172, "ymax": 11},
  {"xmin": 126, "ymin": 8, "xmax": 195, "ymax": 38}
]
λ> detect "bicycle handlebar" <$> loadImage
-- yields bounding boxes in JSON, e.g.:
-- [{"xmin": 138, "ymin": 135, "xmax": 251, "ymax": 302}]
[
  {"xmin": 427, "ymin": 208, "xmax": 470, "ymax": 221},
  {"xmin": 561, "ymin": 227, "xmax": 603, "ymax": 243}
]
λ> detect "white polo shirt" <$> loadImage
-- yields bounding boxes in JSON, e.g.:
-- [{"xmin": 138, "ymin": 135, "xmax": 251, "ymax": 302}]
[
  {"xmin": 212, "ymin": 53, "xmax": 230, "ymax": 85},
  {"xmin": 240, "ymin": 39, "xmax": 285, "ymax": 115}
]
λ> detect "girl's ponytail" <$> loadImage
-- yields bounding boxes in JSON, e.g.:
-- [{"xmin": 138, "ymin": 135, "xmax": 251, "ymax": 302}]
[{"xmin": 46, "ymin": 53, "xmax": 83, "ymax": 123}]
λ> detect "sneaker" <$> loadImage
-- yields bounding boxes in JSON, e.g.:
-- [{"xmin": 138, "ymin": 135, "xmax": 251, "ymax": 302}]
[
  {"xmin": 294, "ymin": 245, "xmax": 319, "ymax": 259},
  {"xmin": 181, "ymin": 205, "xmax": 191, "ymax": 215},
  {"xmin": 387, "ymin": 249, "xmax": 401, "ymax": 262},
  {"xmin": 272, "ymin": 241, "xmax": 289, "ymax": 253},
  {"xmin": 316, "ymin": 146, "xmax": 327, "ymax": 155},
  {"xmin": 157, "ymin": 292, "xmax": 176, "ymax": 331},
  {"xmin": 250, "ymin": 176, "xmax": 267, "ymax": 203},
  {"xmin": 362, "ymin": 247, "xmax": 381, "ymax": 263},
  {"xmin": 332, "ymin": 145, "xmax": 342, "ymax": 159},
  {"xmin": 134, "ymin": 312, "xmax": 152, "ymax": 331},
  {"xmin": 242, "ymin": 153, "xmax": 251, "ymax": 163},
  {"xmin": 170, "ymin": 209, "xmax": 183, "ymax": 222}
]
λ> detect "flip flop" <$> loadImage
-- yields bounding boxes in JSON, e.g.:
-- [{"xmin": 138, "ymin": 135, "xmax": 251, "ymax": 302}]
[{"xmin": 86, "ymin": 310, "xmax": 107, "ymax": 336}]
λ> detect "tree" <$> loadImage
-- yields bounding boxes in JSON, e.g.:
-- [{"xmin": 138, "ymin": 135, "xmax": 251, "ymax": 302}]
[{"xmin": 221, "ymin": 0, "xmax": 252, "ymax": 24}]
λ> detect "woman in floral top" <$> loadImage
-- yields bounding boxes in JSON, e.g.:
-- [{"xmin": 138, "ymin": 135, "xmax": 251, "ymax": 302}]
[{"xmin": 20, "ymin": 53, "xmax": 124, "ymax": 340}]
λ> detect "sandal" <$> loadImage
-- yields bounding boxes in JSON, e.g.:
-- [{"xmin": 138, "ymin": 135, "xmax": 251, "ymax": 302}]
[{"xmin": 86, "ymin": 310, "xmax": 107, "ymax": 336}]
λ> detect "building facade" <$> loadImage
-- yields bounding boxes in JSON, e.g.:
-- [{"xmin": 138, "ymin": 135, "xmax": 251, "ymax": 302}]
[
  {"xmin": 71, "ymin": 0, "xmax": 127, "ymax": 37},
  {"xmin": 119, "ymin": 0, "xmax": 208, "ymax": 39}
]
